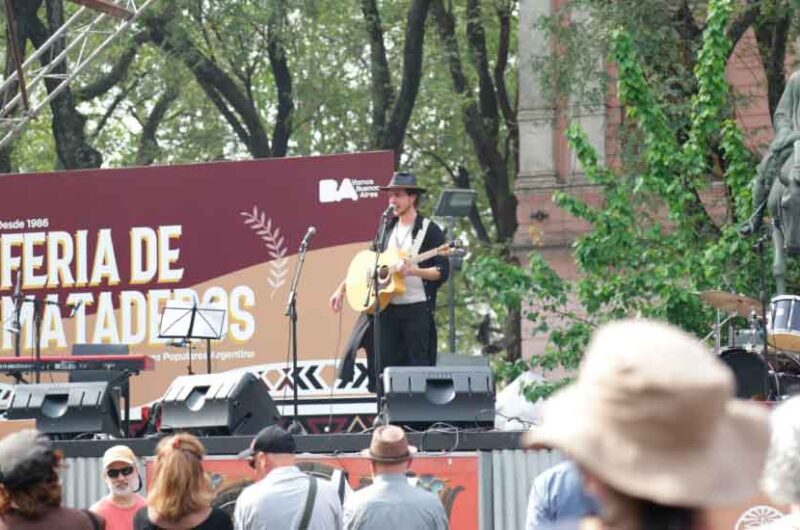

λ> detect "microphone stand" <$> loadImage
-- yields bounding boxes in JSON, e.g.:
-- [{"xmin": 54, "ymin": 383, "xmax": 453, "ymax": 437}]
[
  {"xmin": 285, "ymin": 237, "xmax": 311, "ymax": 435},
  {"xmin": 27, "ymin": 296, "xmax": 60, "ymax": 384},
  {"xmin": 368, "ymin": 212, "xmax": 392, "ymax": 425},
  {"xmin": 12, "ymin": 272, "xmax": 21, "ymax": 358}
]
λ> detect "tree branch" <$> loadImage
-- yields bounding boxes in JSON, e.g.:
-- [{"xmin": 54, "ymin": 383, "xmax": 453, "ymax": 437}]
[
  {"xmin": 35, "ymin": 0, "xmax": 102, "ymax": 168},
  {"xmin": 75, "ymin": 31, "xmax": 149, "ymax": 102},
  {"xmin": 135, "ymin": 85, "xmax": 179, "ymax": 166},
  {"xmin": 145, "ymin": 8, "xmax": 271, "ymax": 158},
  {"xmin": 753, "ymin": 6, "xmax": 790, "ymax": 118},
  {"xmin": 493, "ymin": 0, "xmax": 518, "ymax": 173},
  {"xmin": 431, "ymin": 0, "xmax": 517, "ymax": 242},
  {"xmin": 383, "ymin": 0, "xmax": 433, "ymax": 162},
  {"xmin": 360, "ymin": 0, "xmax": 394, "ymax": 147},
  {"xmin": 726, "ymin": 2, "xmax": 760, "ymax": 59},
  {"xmin": 267, "ymin": 2, "xmax": 293, "ymax": 158},
  {"xmin": 89, "ymin": 78, "xmax": 138, "ymax": 140},
  {"xmin": 466, "ymin": 0, "xmax": 499, "ymax": 140}
]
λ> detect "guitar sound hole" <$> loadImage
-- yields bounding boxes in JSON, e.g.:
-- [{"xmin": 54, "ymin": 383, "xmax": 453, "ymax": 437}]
[{"xmin": 378, "ymin": 266, "xmax": 390, "ymax": 281}]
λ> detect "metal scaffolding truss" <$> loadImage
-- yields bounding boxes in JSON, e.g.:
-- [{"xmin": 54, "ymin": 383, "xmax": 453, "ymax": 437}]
[{"xmin": 0, "ymin": 0, "xmax": 157, "ymax": 151}]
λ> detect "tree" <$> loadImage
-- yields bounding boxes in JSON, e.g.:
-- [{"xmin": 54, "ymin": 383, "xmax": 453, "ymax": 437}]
[
  {"xmin": 469, "ymin": 0, "xmax": 763, "ymax": 398},
  {"xmin": 2, "ymin": 0, "xmax": 102, "ymax": 171},
  {"xmin": 142, "ymin": 1, "xmax": 293, "ymax": 159},
  {"xmin": 0, "ymin": 0, "xmax": 520, "ymax": 360}
]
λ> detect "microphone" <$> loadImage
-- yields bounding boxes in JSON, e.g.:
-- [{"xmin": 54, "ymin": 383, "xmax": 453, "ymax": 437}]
[
  {"xmin": 300, "ymin": 226, "xmax": 317, "ymax": 248},
  {"xmin": 67, "ymin": 299, "xmax": 83, "ymax": 318},
  {"xmin": 382, "ymin": 205, "xmax": 395, "ymax": 218}
]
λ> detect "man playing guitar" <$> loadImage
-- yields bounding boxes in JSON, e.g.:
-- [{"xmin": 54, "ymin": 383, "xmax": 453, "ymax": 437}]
[{"xmin": 330, "ymin": 172, "xmax": 449, "ymax": 391}]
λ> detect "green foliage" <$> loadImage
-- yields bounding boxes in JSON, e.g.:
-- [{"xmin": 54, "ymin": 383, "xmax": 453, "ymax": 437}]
[{"xmin": 473, "ymin": 0, "xmax": 761, "ymax": 399}]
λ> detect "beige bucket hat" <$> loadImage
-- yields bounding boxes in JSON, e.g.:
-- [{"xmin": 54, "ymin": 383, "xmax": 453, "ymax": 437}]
[{"xmin": 523, "ymin": 319, "xmax": 770, "ymax": 507}]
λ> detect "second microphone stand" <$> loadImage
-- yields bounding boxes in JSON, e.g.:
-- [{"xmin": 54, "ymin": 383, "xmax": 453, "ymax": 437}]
[
  {"xmin": 367, "ymin": 211, "xmax": 392, "ymax": 425},
  {"xmin": 285, "ymin": 237, "xmax": 312, "ymax": 434}
]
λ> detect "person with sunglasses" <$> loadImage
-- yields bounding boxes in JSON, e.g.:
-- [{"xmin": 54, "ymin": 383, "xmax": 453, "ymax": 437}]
[{"xmin": 90, "ymin": 446, "xmax": 146, "ymax": 530}]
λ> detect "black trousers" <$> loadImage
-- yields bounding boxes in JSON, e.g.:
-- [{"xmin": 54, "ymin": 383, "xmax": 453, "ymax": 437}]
[
  {"xmin": 379, "ymin": 302, "xmax": 431, "ymax": 367},
  {"xmin": 368, "ymin": 302, "xmax": 432, "ymax": 388}
]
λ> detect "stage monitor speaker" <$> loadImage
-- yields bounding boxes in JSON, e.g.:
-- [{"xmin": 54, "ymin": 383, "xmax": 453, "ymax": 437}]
[
  {"xmin": 383, "ymin": 366, "xmax": 495, "ymax": 429},
  {"xmin": 160, "ymin": 371, "xmax": 279, "ymax": 436},
  {"xmin": 6, "ymin": 382, "xmax": 121, "ymax": 439},
  {"xmin": 69, "ymin": 343, "xmax": 131, "ymax": 411}
]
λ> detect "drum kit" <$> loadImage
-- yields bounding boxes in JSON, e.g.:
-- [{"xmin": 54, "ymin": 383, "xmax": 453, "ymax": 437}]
[{"xmin": 701, "ymin": 290, "xmax": 800, "ymax": 400}]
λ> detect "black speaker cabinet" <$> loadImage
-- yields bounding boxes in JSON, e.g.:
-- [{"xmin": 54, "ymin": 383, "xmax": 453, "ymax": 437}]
[
  {"xmin": 7, "ymin": 382, "xmax": 121, "ymax": 438},
  {"xmin": 383, "ymin": 366, "xmax": 495, "ymax": 429},
  {"xmin": 160, "ymin": 371, "xmax": 279, "ymax": 435}
]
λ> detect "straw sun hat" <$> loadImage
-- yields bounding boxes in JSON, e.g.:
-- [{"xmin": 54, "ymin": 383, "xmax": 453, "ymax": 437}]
[{"xmin": 523, "ymin": 319, "xmax": 770, "ymax": 507}]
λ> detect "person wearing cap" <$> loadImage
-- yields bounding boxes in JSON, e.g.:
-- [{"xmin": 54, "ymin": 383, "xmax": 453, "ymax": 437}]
[
  {"xmin": 0, "ymin": 429, "xmax": 104, "ymax": 530},
  {"xmin": 760, "ymin": 395, "xmax": 800, "ymax": 529},
  {"xmin": 332, "ymin": 172, "xmax": 449, "ymax": 391},
  {"xmin": 343, "ymin": 425, "xmax": 448, "ymax": 530},
  {"xmin": 233, "ymin": 425, "xmax": 341, "ymax": 530},
  {"xmin": 522, "ymin": 319, "xmax": 771, "ymax": 530},
  {"xmin": 90, "ymin": 445, "xmax": 146, "ymax": 530}
]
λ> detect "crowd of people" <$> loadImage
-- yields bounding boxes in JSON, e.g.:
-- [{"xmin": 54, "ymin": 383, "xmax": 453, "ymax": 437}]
[
  {"xmin": 4, "ymin": 319, "xmax": 800, "ymax": 529},
  {"xmin": 523, "ymin": 319, "xmax": 794, "ymax": 530},
  {"xmin": 0, "ymin": 422, "xmax": 447, "ymax": 530}
]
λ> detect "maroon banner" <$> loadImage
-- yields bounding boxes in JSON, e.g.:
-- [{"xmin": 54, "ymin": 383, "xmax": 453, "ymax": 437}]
[{"xmin": 0, "ymin": 151, "xmax": 394, "ymax": 405}]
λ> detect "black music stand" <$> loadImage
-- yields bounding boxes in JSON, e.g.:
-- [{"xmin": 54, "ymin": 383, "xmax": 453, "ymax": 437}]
[{"xmin": 158, "ymin": 302, "xmax": 226, "ymax": 374}]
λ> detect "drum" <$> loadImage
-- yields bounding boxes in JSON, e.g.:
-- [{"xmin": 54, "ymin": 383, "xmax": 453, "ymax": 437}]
[
  {"xmin": 719, "ymin": 348, "xmax": 769, "ymax": 399},
  {"xmin": 769, "ymin": 295, "xmax": 800, "ymax": 352}
]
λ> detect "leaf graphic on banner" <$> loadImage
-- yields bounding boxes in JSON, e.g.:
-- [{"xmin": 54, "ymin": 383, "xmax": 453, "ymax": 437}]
[{"xmin": 241, "ymin": 207, "xmax": 289, "ymax": 297}]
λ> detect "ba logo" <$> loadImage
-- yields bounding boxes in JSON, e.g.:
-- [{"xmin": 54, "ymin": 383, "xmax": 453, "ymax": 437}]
[{"xmin": 319, "ymin": 178, "xmax": 359, "ymax": 203}]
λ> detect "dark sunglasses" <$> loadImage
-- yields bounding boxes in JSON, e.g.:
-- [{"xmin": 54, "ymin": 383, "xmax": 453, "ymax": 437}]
[{"xmin": 106, "ymin": 466, "xmax": 134, "ymax": 479}]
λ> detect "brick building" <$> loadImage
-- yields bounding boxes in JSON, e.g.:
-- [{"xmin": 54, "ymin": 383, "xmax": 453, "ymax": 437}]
[{"xmin": 516, "ymin": 0, "xmax": 774, "ymax": 358}]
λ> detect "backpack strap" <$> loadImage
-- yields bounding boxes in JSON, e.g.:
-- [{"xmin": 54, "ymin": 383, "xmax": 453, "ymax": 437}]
[{"xmin": 298, "ymin": 476, "xmax": 317, "ymax": 530}]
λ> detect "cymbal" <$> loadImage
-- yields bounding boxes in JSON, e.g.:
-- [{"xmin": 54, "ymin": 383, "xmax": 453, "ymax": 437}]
[{"xmin": 699, "ymin": 290, "xmax": 762, "ymax": 317}]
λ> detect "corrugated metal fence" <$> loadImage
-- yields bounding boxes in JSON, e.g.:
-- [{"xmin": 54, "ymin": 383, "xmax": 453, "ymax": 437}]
[
  {"xmin": 479, "ymin": 450, "xmax": 564, "ymax": 530},
  {"xmin": 61, "ymin": 451, "xmax": 561, "ymax": 529}
]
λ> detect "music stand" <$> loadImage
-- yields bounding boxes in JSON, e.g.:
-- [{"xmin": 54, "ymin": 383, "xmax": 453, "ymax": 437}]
[{"xmin": 158, "ymin": 302, "xmax": 226, "ymax": 374}]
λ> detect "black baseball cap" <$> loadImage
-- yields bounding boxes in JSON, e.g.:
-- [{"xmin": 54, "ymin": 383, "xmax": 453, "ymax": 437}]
[{"xmin": 238, "ymin": 425, "xmax": 296, "ymax": 459}]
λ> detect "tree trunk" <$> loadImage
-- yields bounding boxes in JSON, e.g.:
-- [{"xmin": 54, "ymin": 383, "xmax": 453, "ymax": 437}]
[
  {"xmin": 144, "ymin": 7, "xmax": 286, "ymax": 159},
  {"xmin": 361, "ymin": 0, "xmax": 432, "ymax": 164},
  {"xmin": 431, "ymin": 0, "xmax": 518, "ymax": 242},
  {"xmin": 753, "ymin": 6, "xmax": 790, "ymax": 119},
  {"xmin": 39, "ymin": 0, "xmax": 102, "ymax": 169}
]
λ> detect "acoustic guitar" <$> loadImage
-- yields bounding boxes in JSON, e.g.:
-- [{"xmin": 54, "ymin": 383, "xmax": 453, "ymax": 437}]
[{"xmin": 345, "ymin": 241, "xmax": 463, "ymax": 314}]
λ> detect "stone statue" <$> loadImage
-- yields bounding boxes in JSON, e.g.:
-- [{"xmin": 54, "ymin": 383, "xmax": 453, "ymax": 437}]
[{"xmin": 740, "ymin": 71, "xmax": 800, "ymax": 294}]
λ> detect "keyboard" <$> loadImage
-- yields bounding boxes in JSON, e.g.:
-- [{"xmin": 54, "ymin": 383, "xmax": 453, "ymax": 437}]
[{"xmin": 0, "ymin": 355, "xmax": 155, "ymax": 373}]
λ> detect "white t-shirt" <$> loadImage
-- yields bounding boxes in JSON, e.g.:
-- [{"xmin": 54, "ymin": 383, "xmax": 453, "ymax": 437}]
[{"xmin": 387, "ymin": 221, "xmax": 426, "ymax": 305}]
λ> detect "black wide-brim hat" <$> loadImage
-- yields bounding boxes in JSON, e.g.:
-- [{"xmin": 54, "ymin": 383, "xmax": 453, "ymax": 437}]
[{"xmin": 379, "ymin": 172, "xmax": 426, "ymax": 193}]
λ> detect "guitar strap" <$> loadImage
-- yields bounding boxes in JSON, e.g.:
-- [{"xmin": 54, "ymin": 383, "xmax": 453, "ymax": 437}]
[{"xmin": 411, "ymin": 217, "xmax": 430, "ymax": 255}]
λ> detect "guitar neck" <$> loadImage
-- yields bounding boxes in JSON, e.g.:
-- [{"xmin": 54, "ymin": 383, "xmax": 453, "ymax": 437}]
[{"xmin": 406, "ymin": 246, "xmax": 443, "ymax": 265}]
